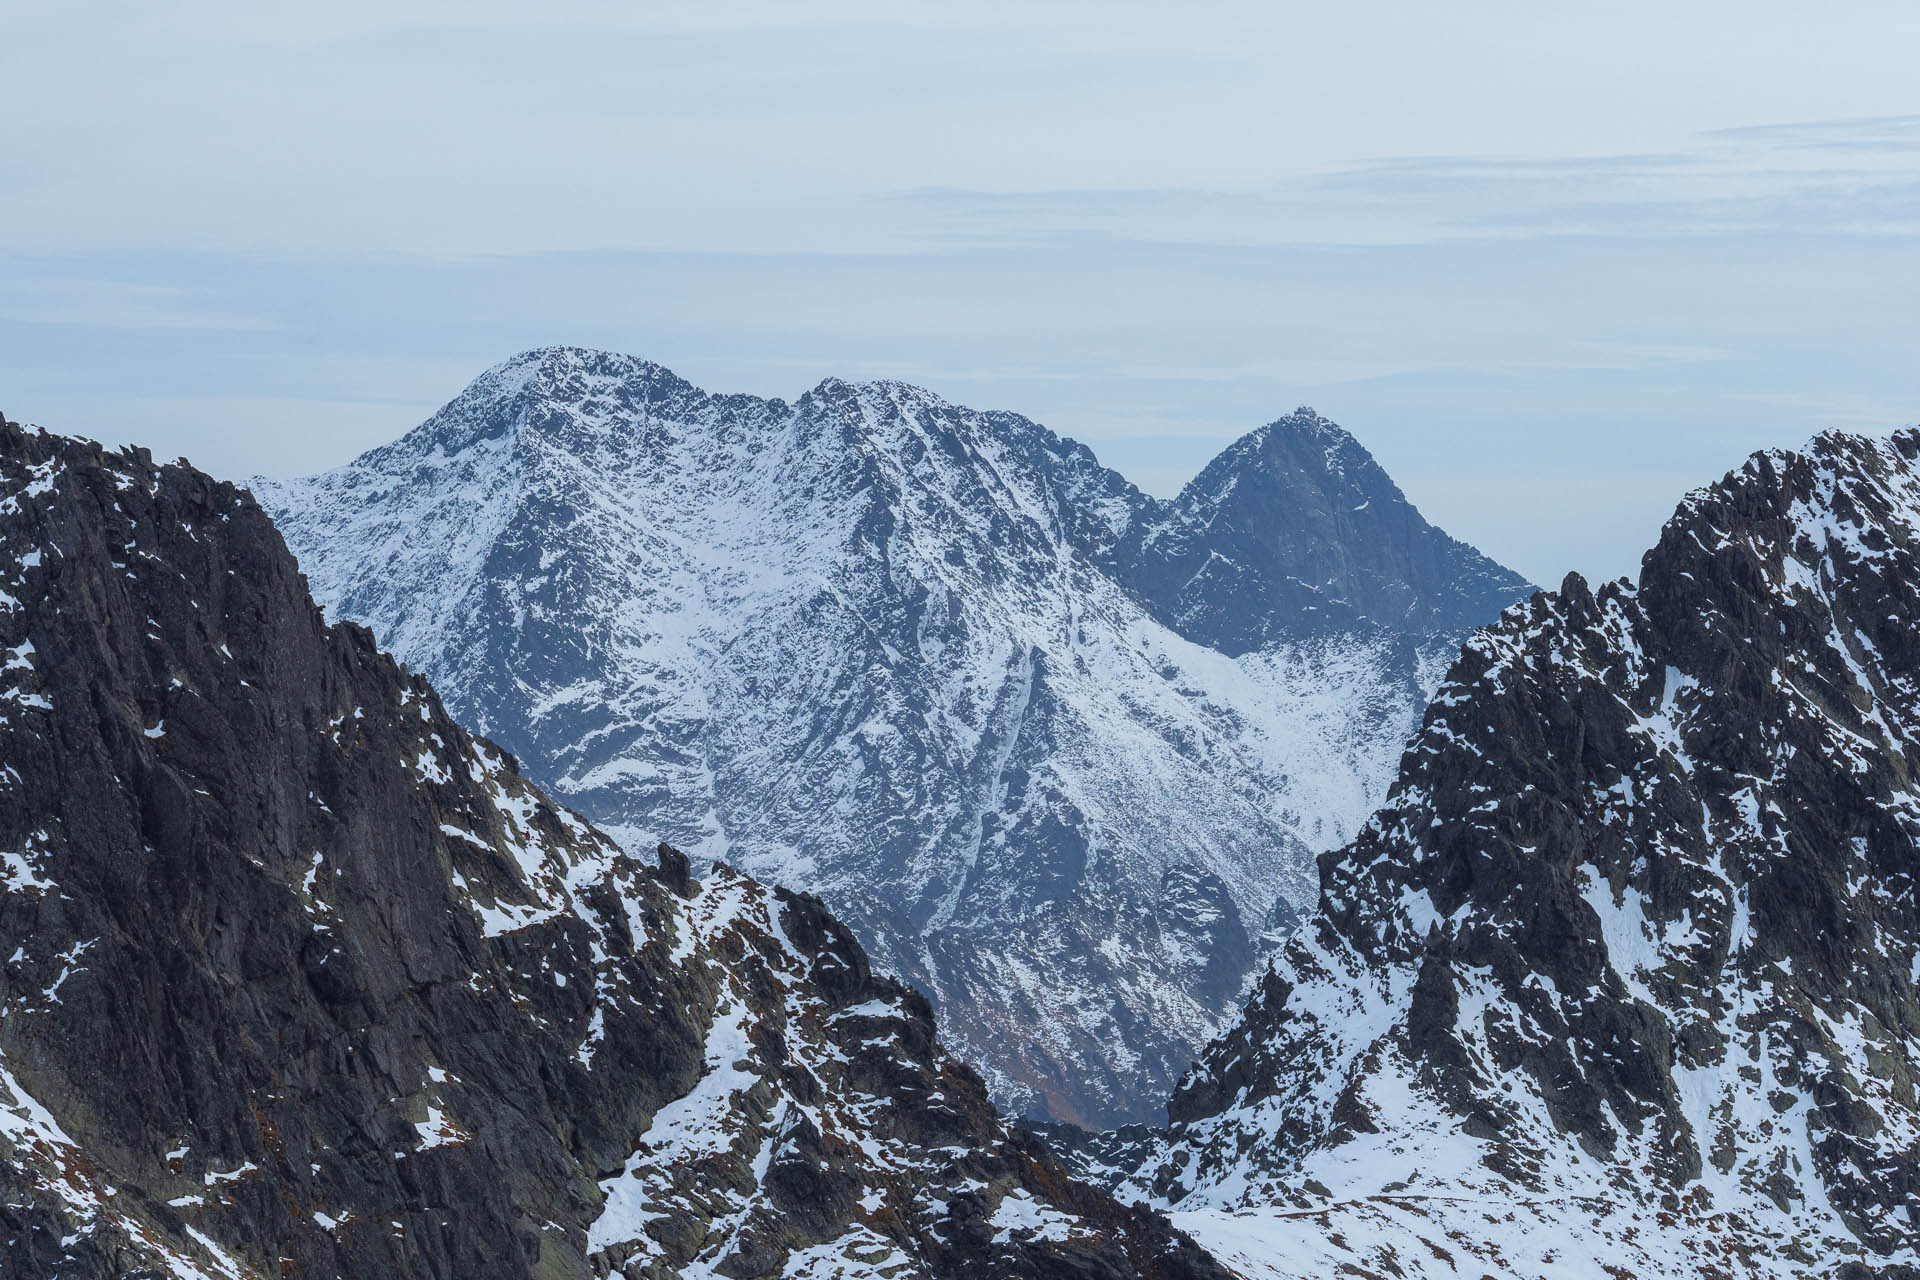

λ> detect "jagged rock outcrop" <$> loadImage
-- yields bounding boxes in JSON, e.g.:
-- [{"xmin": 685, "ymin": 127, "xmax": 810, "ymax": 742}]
[
  {"xmin": 1068, "ymin": 427, "xmax": 1920, "ymax": 1277},
  {"xmin": 256, "ymin": 348, "xmax": 1530, "ymax": 1126},
  {"xmin": 0, "ymin": 419, "xmax": 1227, "ymax": 1280}
]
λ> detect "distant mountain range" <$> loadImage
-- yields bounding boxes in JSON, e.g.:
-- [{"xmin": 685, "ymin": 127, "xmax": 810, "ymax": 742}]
[
  {"xmin": 1060, "ymin": 426, "xmax": 1920, "ymax": 1277},
  {"xmin": 6, "ymin": 391, "xmax": 1918, "ymax": 1279},
  {"xmin": 258, "ymin": 347, "xmax": 1533, "ymax": 1127}
]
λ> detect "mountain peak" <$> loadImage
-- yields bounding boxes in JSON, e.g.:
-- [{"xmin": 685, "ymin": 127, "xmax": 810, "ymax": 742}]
[
  {"xmin": 1198, "ymin": 407, "xmax": 1376, "ymax": 498},
  {"xmin": 502, "ymin": 345, "xmax": 709, "ymax": 416},
  {"xmin": 325, "ymin": 347, "xmax": 773, "ymax": 487},
  {"xmin": 507, "ymin": 342, "xmax": 678, "ymax": 378},
  {"xmin": 799, "ymin": 374, "xmax": 953, "ymax": 415},
  {"xmin": 1266, "ymin": 404, "xmax": 1351, "ymax": 437},
  {"xmin": 1132, "ymin": 408, "xmax": 1534, "ymax": 651},
  {"xmin": 1648, "ymin": 423, "xmax": 1920, "ymax": 586},
  {"xmin": 463, "ymin": 345, "xmax": 692, "ymax": 405}
]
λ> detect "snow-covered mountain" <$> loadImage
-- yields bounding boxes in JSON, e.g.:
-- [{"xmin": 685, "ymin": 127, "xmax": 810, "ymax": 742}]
[
  {"xmin": 0, "ymin": 419, "xmax": 1225, "ymax": 1280},
  {"xmin": 256, "ymin": 347, "xmax": 1531, "ymax": 1127},
  {"xmin": 1066, "ymin": 427, "xmax": 1920, "ymax": 1276}
]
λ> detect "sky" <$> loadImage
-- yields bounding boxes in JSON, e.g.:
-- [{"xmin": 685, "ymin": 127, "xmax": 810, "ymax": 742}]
[{"xmin": 4, "ymin": 2, "xmax": 1918, "ymax": 586}]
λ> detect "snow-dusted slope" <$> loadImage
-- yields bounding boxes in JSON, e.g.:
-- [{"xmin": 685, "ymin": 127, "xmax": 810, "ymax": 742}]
[
  {"xmin": 257, "ymin": 347, "xmax": 1530, "ymax": 1127},
  {"xmin": 0, "ymin": 419, "xmax": 1225, "ymax": 1280},
  {"xmin": 1087, "ymin": 428, "xmax": 1920, "ymax": 1276}
]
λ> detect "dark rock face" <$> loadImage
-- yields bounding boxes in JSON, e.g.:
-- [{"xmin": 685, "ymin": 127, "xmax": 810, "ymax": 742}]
[
  {"xmin": 0, "ymin": 420, "xmax": 1227, "ymax": 1280},
  {"xmin": 1094, "ymin": 427, "xmax": 1920, "ymax": 1277},
  {"xmin": 1128, "ymin": 408, "xmax": 1531, "ymax": 653},
  {"xmin": 256, "ymin": 348, "xmax": 1531, "ymax": 1129}
]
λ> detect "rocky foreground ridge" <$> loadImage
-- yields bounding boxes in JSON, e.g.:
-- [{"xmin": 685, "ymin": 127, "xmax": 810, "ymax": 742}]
[
  {"xmin": 257, "ymin": 346, "xmax": 1531, "ymax": 1126},
  {"xmin": 1058, "ymin": 427, "xmax": 1920, "ymax": 1277},
  {"xmin": 0, "ymin": 418, "xmax": 1225, "ymax": 1280}
]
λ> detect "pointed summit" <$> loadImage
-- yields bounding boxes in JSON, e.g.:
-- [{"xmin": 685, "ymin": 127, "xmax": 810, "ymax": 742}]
[
  {"xmin": 332, "ymin": 348, "xmax": 735, "ymax": 502},
  {"xmin": 1130, "ymin": 408, "xmax": 1534, "ymax": 653}
]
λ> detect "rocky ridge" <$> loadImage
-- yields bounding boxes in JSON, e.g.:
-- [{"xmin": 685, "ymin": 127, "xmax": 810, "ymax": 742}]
[
  {"xmin": 1066, "ymin": 427, "xmax": 1920, "ymax": 1277},
  {"xmin": 0, "ymin": 418, "xmax": 1225, "ymax": 1280},
  {"xmin": 256, "ymin": 347, "xmax": 1530, "ymax": 1126}
]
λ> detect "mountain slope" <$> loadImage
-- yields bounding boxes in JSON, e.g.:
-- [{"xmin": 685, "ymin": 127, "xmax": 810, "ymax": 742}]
[
  {"xmin": 1081, "ymin": 427, "xmax": 1920, "ymax": 1277},
  {"xmin": 256, "ymin": 347, "xmax": 1531, "ymax": 1127},
  {"xmin": 0, "ymin": 417, "xmax": 1225, "ymax": 1280}
]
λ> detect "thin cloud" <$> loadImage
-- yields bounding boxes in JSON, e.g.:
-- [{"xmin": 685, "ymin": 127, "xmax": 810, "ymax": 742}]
[
  {"xmin": 0, "ymin": 280, "xmax": 282, "ymax": 333},
  {"xmin": 894, "ymin": 116, "xmax": 1920, "ymax": 251}
]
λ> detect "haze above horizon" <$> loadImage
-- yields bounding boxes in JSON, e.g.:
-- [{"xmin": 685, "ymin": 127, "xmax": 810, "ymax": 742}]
[{"xmin": 5, "ymin": 1, "xmax": 1918, "ymax": 586}]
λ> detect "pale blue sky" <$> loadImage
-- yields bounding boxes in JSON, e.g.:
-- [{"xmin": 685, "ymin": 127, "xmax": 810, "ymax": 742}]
[{"xmin": 4, "ymin": 2, "xmax": 1918, "ymax": 584}]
